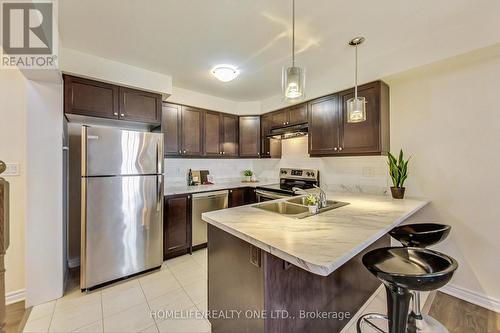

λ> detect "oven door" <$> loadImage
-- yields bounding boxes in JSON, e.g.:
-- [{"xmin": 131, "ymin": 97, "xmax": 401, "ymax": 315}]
[{"xmin": 255, "ymin": 189, "xmax": 291, "ymax": 202}]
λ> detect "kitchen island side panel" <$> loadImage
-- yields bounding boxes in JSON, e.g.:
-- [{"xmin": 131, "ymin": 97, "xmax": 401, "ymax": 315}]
[
  {"xmin": 264, "ymin": 234, "xmax": 389, "ymax": 333},
  {"xmin": 208, "ymin": 224, "xmax": 389, "ymax": 333},
  {"xmin": 208, "ymin": 225, "xmax": 265, "ymax": 333}
]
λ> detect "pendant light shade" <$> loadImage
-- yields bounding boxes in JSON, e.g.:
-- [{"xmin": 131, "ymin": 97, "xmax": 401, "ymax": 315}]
[
  {"xmin": 282, "ymin": 66, "xmax": 305, "ymax": 101},
  {"xmin": 282, "ymin": 0, "xmax": 305, "ymax": 102},
  {"xmin": 347, "ymin": 37, "xmax": 366, "ymax": 123}
]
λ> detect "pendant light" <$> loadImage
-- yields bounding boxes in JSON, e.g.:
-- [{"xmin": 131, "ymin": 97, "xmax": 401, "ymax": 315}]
[
  {"xmin": 282, "ymin": 0, "xmax": 305, "ymax": 102},
  {"xmin": 347, "ymin": 37, "xmax": 366, "ymax": 123}
]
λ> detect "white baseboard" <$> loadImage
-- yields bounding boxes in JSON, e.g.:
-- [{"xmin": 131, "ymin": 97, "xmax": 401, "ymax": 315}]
[
  {"xmin": 67, "ymin": 257, "xmax": 80, "ymax": 268},
  {"xmin": 6, "ymin": 289, "xmax": 26, "ymax": 305},
  {"xmin": 441, "ymin": 283, "xmax": 500, "ymax": 314}
]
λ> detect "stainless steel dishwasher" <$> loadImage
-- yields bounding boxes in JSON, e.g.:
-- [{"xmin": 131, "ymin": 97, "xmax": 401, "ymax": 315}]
[{"xmin": 192, "ymin": 190, "xmax": 229, "ymax": 247}]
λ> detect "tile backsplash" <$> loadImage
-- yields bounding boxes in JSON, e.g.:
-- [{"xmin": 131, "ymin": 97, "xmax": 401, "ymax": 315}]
[{"xmin": 164, "ymin": 136, "xmax": 390, "ymax": 194}]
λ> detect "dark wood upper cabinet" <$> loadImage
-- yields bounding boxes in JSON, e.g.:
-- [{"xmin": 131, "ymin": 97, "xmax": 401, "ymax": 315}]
[
  {"xmin": 338, "ymin": 81, "xmax": 390, "ymax": 155},
  {"xmin": 269, "ymin": 103, "xmax": 307, "ymax": 128},
  {"xmin": 221, "ymin": 114, "xmax": 239, "ymax": 157},
  {"xmin": 64, "ymin": 75, "xmax": 161, "ymax": 125},
  {"xmin": 162, "ymin": 103, "xmax": 181, "ymax": 156},
  {"xmin": 119, "ymin": 87, "xmax": 161, "ymax": 123},
  {"xmin": 287, "ymin": 103, "xmax": 308, "ymax": 125},
  {"xmin": 308, "ymin": 81, "xmax": 390, "ymax": 156},
  {"xmin": 239, "ymin": 116, "xmax": 260, "ymax": 157},
  {"xmin": 164, "ymin": 194, "xmax": 191, "ymax": 259},
  {"xmin": 204, "ymin": 111, "xmax": 222, "ymax": 157},
  {"xmin": 271, "ymin": 110, "xmax": 288, "ymax": 128},
  {"xmin": 181, "ymin": 106, "xmax": 204, "ymax": 156},
  {"xmin": 64, "ymin": 75, "xmax": 119, "ymax": 119},
  {"xmin": 260, "ymin": 114, "xmax": 282, "ymax": 158},
  {"xmin": 308, "ymin": 95, "xmax": 340, "ymax": 155}
]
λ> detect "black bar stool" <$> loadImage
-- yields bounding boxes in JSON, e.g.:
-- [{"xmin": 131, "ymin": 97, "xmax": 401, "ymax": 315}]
[
  {"xmin": 390, "ymin": 223, "xmax": 451, "ymax": 332},
  {"xmin": 357, "ymin": 247, "xmax": 458, "ymax": 333}
]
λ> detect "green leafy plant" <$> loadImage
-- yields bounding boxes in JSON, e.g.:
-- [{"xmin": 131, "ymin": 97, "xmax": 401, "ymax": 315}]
[
  {"xmin": 243, "ymin": 169, "xmax": 253, "ymax": 177},
  {"xmin": 305, "ymin": 194, "xmax": 318, "ymax": 206},
  {"xmin": 388, "ymin": 149, "xmax": 410, "ymax": 188}
]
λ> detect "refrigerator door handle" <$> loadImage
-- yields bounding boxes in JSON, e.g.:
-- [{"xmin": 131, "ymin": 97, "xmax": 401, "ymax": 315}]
[
  {"xmin": 157, "ymin": 175, "xmax": 163, "ymax": 212},
  {"xmin": 156, "ymin": 139, "xmax": 163, "ymax": 174}
]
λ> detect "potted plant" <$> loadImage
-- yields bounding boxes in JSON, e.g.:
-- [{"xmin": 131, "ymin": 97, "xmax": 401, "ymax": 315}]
[
  {"xmin": 305, "ymin": 194, "xmax": 319, "ymax": 214},
  {"xmin": 387, "ymin": 149, "xmax": 410, "ymax": 199},
  {"xmin": 243, "ymin": 169, "xmax": 253, "ymax": 182}
]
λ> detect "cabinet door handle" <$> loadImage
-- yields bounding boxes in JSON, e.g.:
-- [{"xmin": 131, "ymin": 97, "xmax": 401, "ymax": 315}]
[
  {"xmin": 339, "ymin": 147, "xmax": 343, "ymax": 151},
  {"xmin": 178, "ymin": 150, "xmax": 181, "ymax": 154},
  {"xmin": 120, "ymin": 113, "xmax": 125, "ymax": 117},
  {"xmin": 334, "ymin": 147, "xmax": 338, "ymax": 151},
  {"xmin": 113, "ymin": 112, "xmax": 118, "ymax": 116},
  {"xmin": 222, "ymin": 151, "xmax": 225, "ymax": 155},
  {"xmin": 267, "ymin": 151, "xmax": 270, "ymax": 154},
  {"xmin": 183, "ymin": 150, "xmax": 186, "ymax": 154}
]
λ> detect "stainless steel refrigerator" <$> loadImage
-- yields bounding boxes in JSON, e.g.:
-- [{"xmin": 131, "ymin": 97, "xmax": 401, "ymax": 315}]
[{"xmin": 80, "ymin": 126, "xmax": 164, "ymax": 290}]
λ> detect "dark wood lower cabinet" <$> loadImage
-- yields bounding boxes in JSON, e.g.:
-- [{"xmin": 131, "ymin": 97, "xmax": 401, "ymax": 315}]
[
  {"xmin": 229, "ymin": 187, "xmax": 257, "ymax": 207},
  {"xmin": 208, "ymin": 225, "xmax": 390, "ymax": 333},
  {"xmin": 163, "ymin": 194, "xmax": 192, "ymax": 259}
]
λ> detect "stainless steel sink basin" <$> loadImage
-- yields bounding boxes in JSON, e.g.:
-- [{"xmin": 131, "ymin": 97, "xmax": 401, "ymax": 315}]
[
  {"xmin": 253, "ymin": 202, "xmax": 309, "ymax": 215},
  {"xmin": 253, "ymin": 197, "xmax": 349, "ymax": 219}
]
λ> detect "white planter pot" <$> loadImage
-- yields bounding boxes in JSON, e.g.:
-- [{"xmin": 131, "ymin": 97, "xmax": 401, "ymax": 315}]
[{"xmin": 308, "ymin": 205, "xmax": 319, "ymax": 214}]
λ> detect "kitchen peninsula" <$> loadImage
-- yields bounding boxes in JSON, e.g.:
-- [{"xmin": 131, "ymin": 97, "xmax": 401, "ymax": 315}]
[{"xmin": 202, "ymin": 192, "xmax": 429, "ymax": 333}]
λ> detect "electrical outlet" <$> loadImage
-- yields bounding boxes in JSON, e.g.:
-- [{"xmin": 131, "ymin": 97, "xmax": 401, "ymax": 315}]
[
  {"xmin": 362, "ymin": 167, "xmax": 375, "ymax": 177},
  {"xmin": 2, "ymin": 163, "xmax": 20, "ymax": 176}
]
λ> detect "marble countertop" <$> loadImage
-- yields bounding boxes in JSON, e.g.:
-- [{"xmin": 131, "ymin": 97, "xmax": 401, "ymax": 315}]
[
  {"xmin": 202, "ymin": 192, "xmax": 429, "ymax": 276},
  {"xmin": 164, "ymin": 179, "xmax": 277, "ymax": 196}
]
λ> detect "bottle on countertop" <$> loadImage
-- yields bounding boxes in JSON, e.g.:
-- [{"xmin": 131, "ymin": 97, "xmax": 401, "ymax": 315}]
[{"xmin": 187, "ymin": 169, "xmax": 194, "ymax": 186}]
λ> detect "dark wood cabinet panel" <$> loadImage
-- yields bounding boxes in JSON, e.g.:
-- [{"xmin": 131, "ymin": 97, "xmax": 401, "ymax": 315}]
[
  {"xmin": 229, "ymin": 188, "xmax": 247, "ymax": 207},
  {"xmin": 164, "ymin": 194, "xmax": 192, "ymax": 259},
  {"xmin": 339, "ymin": 81, "xmax": 390, "ymax": 155},
  {"xmin": 119, "ymin": 87, "xmax": 161, "ymax": 123},
  {"xmin": 260, "ymin": 114, "xmax": 282, "ymax": 158},
  {"xmin": 64, "ymin": 75, "xmax": 119, "ymax": 119},
  {"xmin": 239, "ymin": 116, "xmax": 260, "ymax": 157},
  {"xmin": 287, "ymin": 103, "xmax": 307, "ymax": 125},
  {"xmin": 260, "ymin": 114, "xmax": 271, "ymax": 157},
  {"xmin": 162, "ymin": 103, "xmax": 182, "ymax": 156},
  {"xmin": 271, "ymin": 110, "xmax": 288, "ymax": 128},
  {"xmin": 204, "ymin": 111, "xmax": 222, "ymax": 156},
  {"xmin": 181, "ymin": 106, "xmax": 204, "ymax": 156},
  {"xmin": 308, "ymin": 95, "xmax": 340, "ymax": 155},
  {"xmin": 221, "ymin": 114, "xmax": 238, "ymax": 156},
  {"xmin": 229, "ymin": 187, "xmax": 257, "ymax": 207},
  {"xmin": 244, "ymin": 187, "xmax": 257, "ymax": 205}
]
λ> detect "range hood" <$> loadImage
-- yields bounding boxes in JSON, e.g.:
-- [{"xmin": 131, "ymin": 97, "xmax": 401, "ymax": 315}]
[{"xmin": 267, "ymin": 123, "xmax": 308, "ymax": 140}]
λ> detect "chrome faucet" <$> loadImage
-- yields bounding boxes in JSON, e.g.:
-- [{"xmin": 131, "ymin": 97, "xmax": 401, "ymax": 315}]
[
  {"xmin": 313, "ymin": 185, "xmax": 328, "ymax": 209},
  {"xmin": 292, "ymin": 187, "xmax": 310, "ymax": 196}
]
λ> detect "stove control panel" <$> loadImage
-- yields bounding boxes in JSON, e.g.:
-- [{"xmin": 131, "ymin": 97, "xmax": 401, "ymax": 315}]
[{"xmin": 279, "ymin": 168, "xmax": 319, "ymax": 181}]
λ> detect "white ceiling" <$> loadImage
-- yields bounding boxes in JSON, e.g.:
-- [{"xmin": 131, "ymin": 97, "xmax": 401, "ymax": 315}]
[{"xmin": 59, "ymin": 0, "xmax": 500, "ymax": 102}]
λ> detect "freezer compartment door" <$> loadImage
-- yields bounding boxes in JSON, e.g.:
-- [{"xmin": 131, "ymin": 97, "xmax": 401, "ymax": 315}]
[
  {"xmin": 81, "ymin": 175, "xmax": 163, "ymax": 289},
  {"xmin": 82, "ymin": 126, "xmax": 163, "ymax": 176}
]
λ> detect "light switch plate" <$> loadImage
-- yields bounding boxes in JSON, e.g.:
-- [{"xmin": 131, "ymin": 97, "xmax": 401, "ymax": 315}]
[{"xmin": 3, "ymin": 163, "xmax": 20, "ymax": 176}]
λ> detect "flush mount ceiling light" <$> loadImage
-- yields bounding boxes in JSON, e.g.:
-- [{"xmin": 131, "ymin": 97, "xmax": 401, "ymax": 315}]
[
  {"xmin": 211, "ymin": 65, "xmax": 240, "ymax": 82},
  {"xmin": 346, "ymin": 37, "xmax": 367, "ymax": 123},
  {"xmin": 282, "ymin": 0, "xmax": 305, "ymax": 102}
]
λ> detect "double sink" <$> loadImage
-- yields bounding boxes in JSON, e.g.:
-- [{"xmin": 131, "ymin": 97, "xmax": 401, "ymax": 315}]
[{"xmin": 253, "ymin": 196, "xmax": 349, "ymax": 219}]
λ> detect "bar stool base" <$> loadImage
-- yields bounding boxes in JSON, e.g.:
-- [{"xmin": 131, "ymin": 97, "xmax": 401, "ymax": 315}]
[{"xmin": 407, "ymin": 313, "xmax": 449, "ymax": 333}]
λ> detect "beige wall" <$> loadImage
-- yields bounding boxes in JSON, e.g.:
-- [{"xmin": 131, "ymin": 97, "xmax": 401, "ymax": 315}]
[
  {"xmin": 386, "ymin": 44, "xmax": 500, "ymax": 311},
  {"xmin": 0, "ymin": 70, "xmax": 27, "ymax": 299}
]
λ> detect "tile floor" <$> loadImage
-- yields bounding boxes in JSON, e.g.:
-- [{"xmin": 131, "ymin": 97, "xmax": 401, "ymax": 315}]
[{"xmin": 23, "ymin": 249, "xmax": 210, "ymax": 333}]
